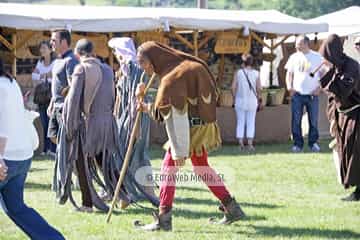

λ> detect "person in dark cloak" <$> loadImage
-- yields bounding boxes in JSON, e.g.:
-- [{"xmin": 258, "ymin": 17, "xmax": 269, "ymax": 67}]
[
  {"xmin": 107, "ymin": 37, "xmax": 158, "ymax": 209},
  {"xmin": 53, "ymin": 39, "xmax": 125, "ymax": 212},
  {"xmin": 319, "ymin": 34, "xmax": 360, "ymax": 201}
]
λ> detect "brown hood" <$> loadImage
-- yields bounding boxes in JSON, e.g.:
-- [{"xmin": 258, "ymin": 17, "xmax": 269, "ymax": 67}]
[
  {"xmin": 138, "ymin": 41, "xmax": 218, "ymax": 123},
  {"xmin": 319, "ymin": 34, "xmax": 346, "ymax": 69},
  {"xmin": 138, "ymin": 41, "xmax": 216, "ymax": 84}
]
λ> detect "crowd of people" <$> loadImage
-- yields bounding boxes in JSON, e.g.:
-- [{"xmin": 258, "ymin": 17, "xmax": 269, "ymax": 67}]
[{"xmin": 0, "ymin": 31, "xmax": 359, "ymax": 238}]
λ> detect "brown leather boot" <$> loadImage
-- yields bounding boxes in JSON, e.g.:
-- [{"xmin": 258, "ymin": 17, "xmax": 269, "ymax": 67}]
[
  {"xmin": 134, "ymin": 210, "xmax": 172, "ymax": 231},
  {"xmin": 209, "ymin": 197, "xmax": 245, "ymax": 225}
]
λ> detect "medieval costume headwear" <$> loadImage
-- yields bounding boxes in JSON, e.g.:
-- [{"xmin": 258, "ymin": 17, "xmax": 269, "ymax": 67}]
[
  {"xmin": 108, "ymin": 37, "xmax": 137, "ymax": 77},
  {"xmin": 137, "ymin": 41, "xmax": 218, "ymax": 123},
  {"xmin": 319, "ymin": 34, "xmax": 346, "ymax": 69}
]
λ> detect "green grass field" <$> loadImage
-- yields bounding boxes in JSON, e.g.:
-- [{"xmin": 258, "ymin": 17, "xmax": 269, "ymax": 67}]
[{"xmin": 1, "ymin": 140, "xmax": 360, "ymax": 240}]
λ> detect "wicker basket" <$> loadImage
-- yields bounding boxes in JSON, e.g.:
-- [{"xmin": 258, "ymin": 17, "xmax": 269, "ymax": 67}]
[
  {"xmin": 260, "ymin": 89, "xmax": 268, "ymax": 107},
  {"xmin": 219, "ymin": 90, "xmax": 234, "ymax": 107},
  {"xmin": 268, "ymin": 88, "xmax": 285, "ymax": 106}
]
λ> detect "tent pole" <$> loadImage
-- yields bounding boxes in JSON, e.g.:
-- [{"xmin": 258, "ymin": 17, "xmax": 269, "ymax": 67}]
[
  {"xmin": 269, "ymin": 39, "xmax": 274, "ymax": 86},
  {"xmin": 197, "ymin": 0, "xmax": 208, "ymax": 8},
  {"xmin": 193, "ymin": 30, "xmax": 199, "ymax": 56},
  {"xmin": 12, "ymin": 31, "xmax": 17, "ymax": 77},
  {"xmin": 218, "ymin": 54, "xmax": 225, "ymax": 83},
  {"xmin": 109, "ymin": 32, "xmax": 114, "ymax": 67}
]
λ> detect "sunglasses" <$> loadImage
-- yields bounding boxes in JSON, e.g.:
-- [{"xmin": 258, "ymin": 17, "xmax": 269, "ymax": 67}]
[{"xmin": 355, "ymin": 42, "xmax": 360, "ymax": 47}]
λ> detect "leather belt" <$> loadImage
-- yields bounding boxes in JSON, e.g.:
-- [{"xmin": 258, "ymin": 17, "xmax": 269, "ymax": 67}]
[{"xmin": 189, "ymin": 117, "xmax": 206, "ymax": 127}]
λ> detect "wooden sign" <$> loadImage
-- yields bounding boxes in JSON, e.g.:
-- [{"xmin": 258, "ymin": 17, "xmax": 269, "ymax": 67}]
[
  {"xmin": 215, "ymin": 32, "xmax": 251, "ymax": 54},
  {"xmin": 136, "ymin": 31, "xmax": 170, "ymax": 45}
]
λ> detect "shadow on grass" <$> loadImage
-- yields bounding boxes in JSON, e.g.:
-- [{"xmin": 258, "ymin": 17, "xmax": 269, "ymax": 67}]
[
  {"xmin": 25, "ymin": 182, "xmax": 51, "ymax": 190},
  {"xmin": 29, "ymin": 168, "xmax": 47, "ymax": 173},
  {"xmin": 33, "ymin": 155, "xmax": 55, "ymax": 161},
  {"xmin": 175, "ymin": 197, "xmax": 218, "ymax": 205},
  {"xmin": 248, "ymin": 225, "xmax": 360, "ymax": 239},
  {"xmin": 174, "ymin": 197, "xmax": 283, "ymax": 209},
  {"xmin": 239, "ymin": 202, "xmax": 283, "ymax": 209},
  {"xmin": 176, "ymin": 225, "xmax": 360, "ymax": 238},
  {"xmin": 176, "ymin": 229, "xmax": 245, "ymax": 234},
  {"xmin": 121, "ymin": 206, "xmax": 266, "ymax": 221}
]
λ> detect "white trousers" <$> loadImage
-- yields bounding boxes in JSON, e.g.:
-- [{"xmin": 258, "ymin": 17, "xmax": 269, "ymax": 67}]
[{"xmin": 235, "ymin": 108, "xmax": 257, "ymax": 139}]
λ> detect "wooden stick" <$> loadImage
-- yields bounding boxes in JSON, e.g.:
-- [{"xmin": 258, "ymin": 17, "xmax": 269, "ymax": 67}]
[
  {"xmin": 0, "ymin": 34, "xmax": 14, "ymax": 51},
  {"xmin": 12, "ymin": 32, "xmax": 17, "ymax": 77},
  {"xmin": 193, "ymin": 30, "xmax": 199, "ymax": 57},
  {"xmin": 250, "ymin": 31, "xmax": 271, "ymax": 49},
  {"xmin": 169, "ymin": 31, "xmax": 194, "ymax": 50},
  {"xmin": 109, "ymin": 33, "xmax": 114, "ymax": 68},
  {"xmin": 106, "ymin": 73, "xmax": 157, "ymax": 223}
]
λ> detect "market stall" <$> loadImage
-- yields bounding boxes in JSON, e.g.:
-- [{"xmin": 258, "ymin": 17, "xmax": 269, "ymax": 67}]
[{"xmin": 0, "ymin": 3, "xmax": 328, "ymax": 145}]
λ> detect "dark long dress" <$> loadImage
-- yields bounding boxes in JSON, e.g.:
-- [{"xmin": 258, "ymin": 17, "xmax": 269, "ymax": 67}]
[
  {"xmin": 53, "ymin": 59, "xmax": 123, "ymax": 211},
  {"xmin": 319, "ymin": 35, "xmax": 360, "ymax": 188},
  {"xmin": 115, "ymin": 61, "xmax": 159, "ymax": 207}
]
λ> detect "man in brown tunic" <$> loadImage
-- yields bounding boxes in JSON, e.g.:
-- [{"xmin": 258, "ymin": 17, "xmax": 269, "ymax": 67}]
[
  {"xmin": 134, "ymin": 42, "xmax": 245, "ymax": 231},
  {"xmin": 63, "ymin": 39, "xmax": 121, "ymax": 212},
  {"xmin": 319, "ymin": 34, "xmax": 360, "ymax": 201}
]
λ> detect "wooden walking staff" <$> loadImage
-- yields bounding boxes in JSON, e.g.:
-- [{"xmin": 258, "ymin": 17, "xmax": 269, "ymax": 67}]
[{"xmin": 106, "ymin": 73, "xmax": 156, "ymax": 223}]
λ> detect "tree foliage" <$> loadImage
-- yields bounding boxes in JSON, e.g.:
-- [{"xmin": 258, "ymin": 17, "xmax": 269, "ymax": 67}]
[{"xmin": 111, "ymin": 0, "xmax": 360, "ymax": 18}]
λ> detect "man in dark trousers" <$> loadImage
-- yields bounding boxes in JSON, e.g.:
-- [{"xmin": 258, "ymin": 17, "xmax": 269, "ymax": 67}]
[{"xmin": 48, "ymin": 29, "xmax": 79, "ymax": 144}]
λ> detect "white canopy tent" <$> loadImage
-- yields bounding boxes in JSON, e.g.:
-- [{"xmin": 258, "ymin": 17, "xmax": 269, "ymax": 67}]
[
  {"xmin": 308, "ymin": 6, "xmax": 360, "ymax": 39},
  {"xmin": 0, "ymin": 3, "xmax": 328, "ymax": 34},
  {"xmin": 308, "ymin": 6, "xmax": 360, "ymax": 62},
  {"xmin": 0, "ymin": 3, "xmax": 329, "ymax": 78}
]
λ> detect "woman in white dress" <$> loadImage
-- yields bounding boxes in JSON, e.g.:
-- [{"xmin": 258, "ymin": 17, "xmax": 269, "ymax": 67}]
[{"xmin": 231, "ymin": 54, "xmax": 262, "ymax": 151}]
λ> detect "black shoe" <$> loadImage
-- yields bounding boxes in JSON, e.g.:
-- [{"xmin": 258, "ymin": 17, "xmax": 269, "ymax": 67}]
[{"xmin": 341, "ymin": 191, "xmax": 360, "ymax": 201}]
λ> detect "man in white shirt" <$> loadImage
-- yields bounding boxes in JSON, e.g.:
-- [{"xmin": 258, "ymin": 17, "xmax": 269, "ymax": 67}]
[{"xmin": 285, "ymin": 35, "xmax": 323, "ymax": 153}]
